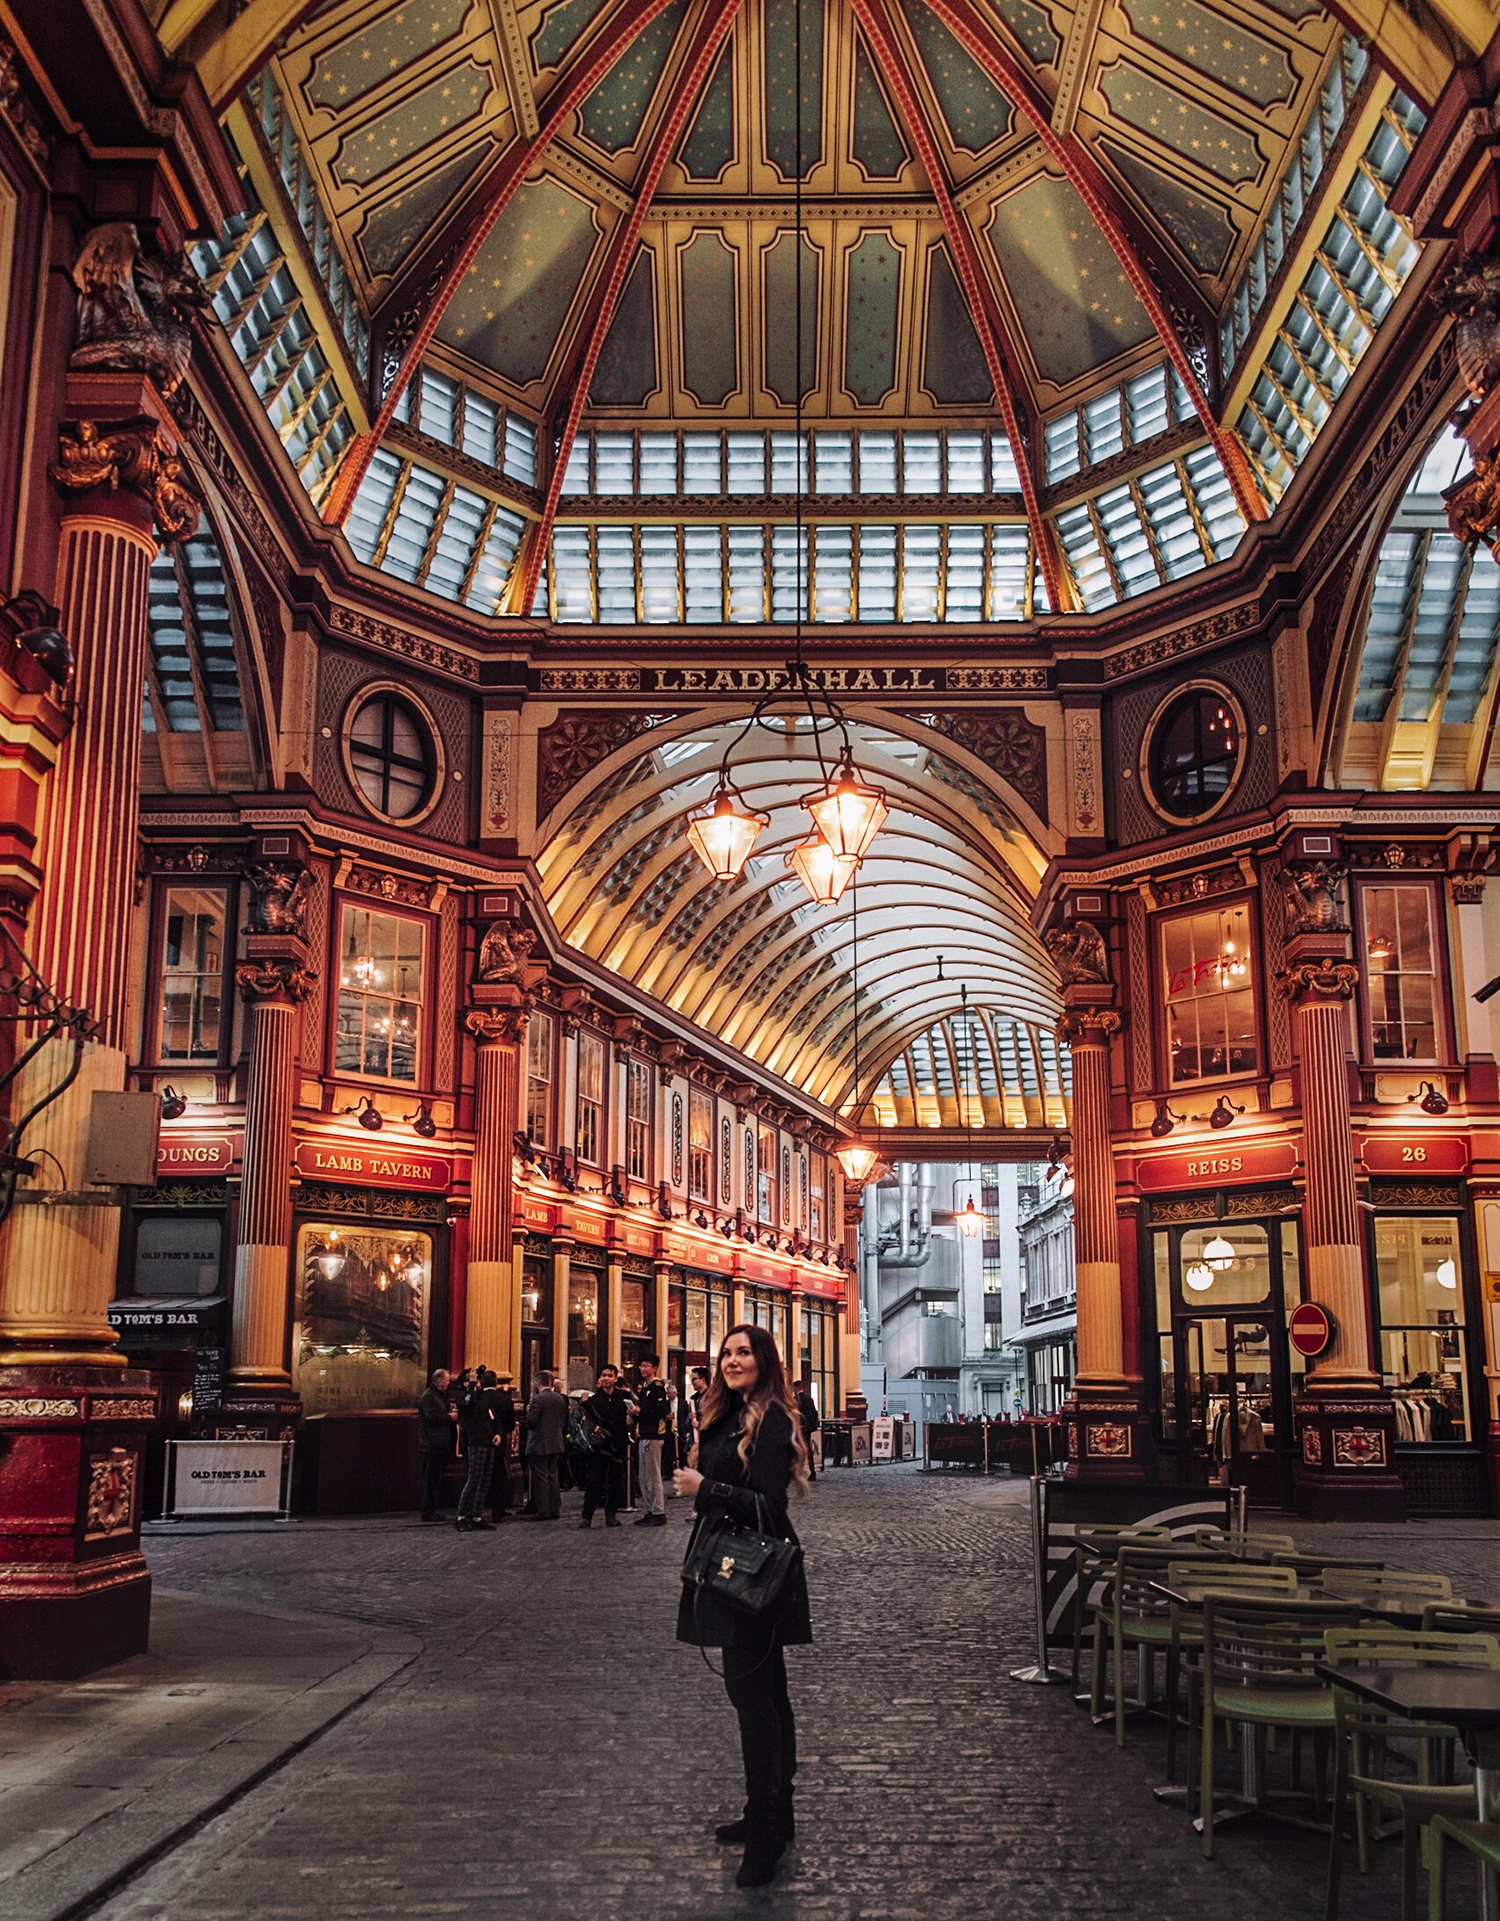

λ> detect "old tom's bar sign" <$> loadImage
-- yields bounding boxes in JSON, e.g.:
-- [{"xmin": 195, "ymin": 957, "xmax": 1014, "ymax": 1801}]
[
  {"xmin": 294, "ymin": 1142, "xmax": 452, "ymax": 1190},
  {"xmin": 1134, "ymin": 1139, "xmax": 1299, "ymax": 1192}
]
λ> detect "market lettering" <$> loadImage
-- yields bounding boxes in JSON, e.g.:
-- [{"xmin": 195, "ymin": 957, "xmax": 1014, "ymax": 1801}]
[{"xmin": 645, "ymin": 666, "xmax": 943, "ymax": 694}]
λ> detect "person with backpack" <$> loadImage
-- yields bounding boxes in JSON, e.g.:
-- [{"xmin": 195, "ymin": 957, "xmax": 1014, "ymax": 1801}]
[
  {"xmin": 578, "ymin": 1364, "xmax": 629, "ymax": 1528},
  {"xmin": 633, "ymin": 1354, "xmax": 671, "ymax": 1527}
]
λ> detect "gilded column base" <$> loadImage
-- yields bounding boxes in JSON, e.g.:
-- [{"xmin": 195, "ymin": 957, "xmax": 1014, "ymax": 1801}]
[
  {"xmin": 1293, "ymin": 1389, "xmax": 1406, "ymax": 1521},
  {"xmin": 0, "ymin": 1363, "xmax": 156, "ymax": 1678},
  {"xmin": 1061, "ymin": 1383, "xmax": 1156, "ymax": 1484}
]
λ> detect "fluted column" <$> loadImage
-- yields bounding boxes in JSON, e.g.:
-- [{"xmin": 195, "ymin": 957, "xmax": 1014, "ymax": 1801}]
[
  {"xmin": 552, "ymin": 1237, "xmax": 572, "ymax": 1380},
  {"xmin": 464, "ymin": 991, "xmax": 526, "ymax": 1374},
  {"xmin": 227, "ymin": 939, "xmax": 314, "ymax": 1410}
]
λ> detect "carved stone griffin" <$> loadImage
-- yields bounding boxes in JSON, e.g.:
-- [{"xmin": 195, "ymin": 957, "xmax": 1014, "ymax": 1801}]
[
  {"xmin": 1445, "ymin": 447, "xmax": 1500, "ymax": 557},
  {"xmin": 1045, "ymin": 919, "xmax": 1110, "ymax": 986},
  {"xmin": 70, "ymin": 222, "xmax": 207, "ymax": 397},
  {"xmin": 1280, "ymin": 860, "xmax": 1348, "ymax": 936},
  {"xmin": 477, "ymin": 921, "xmax": 535, "ymax": 985},
  {"xmin": 246, "ymin": 862, "xmax": 312, "ymax": 937},
  {"xmin": 1438, "ymin": 250, "xmax": 1500, "ymax": 405}
]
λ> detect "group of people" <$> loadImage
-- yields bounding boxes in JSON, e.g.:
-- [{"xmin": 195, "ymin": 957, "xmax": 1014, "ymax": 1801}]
[
  {"xmin": 415, "ymin": 1331, "xmax": 820, "ymax": 1889},
  {"xmin": 415, "ymin": 1356, "xmax": 756, "ymax": 1531}
]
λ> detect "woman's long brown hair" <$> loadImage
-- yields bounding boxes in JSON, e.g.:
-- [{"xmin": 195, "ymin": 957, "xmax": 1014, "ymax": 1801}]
[{"xmin": 699, "ymin": 1322, "xmax": 809, "ymax": 1492}]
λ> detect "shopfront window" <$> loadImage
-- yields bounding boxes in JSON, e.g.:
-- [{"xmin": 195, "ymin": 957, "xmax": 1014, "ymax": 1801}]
[
  {"xmin": 526, "ymin": 1012, "xmax": 552, "ymax": 1147},
  {"xmin": 158, "ymin": 885, "xmax": 228, "ymax": 1062},
  {"xmin": 335, "ymin": 907, "xmax": 423, "ymax": 1083},
  {"xmin": 520, "ymin": 1241, "xmax": 553, "ymax": 1399},
  {"xmin": 1027, "ymin": 1339, "xmax": 1073, "ymax": 1415},
  {"xmin": 675, "ymin": 1268, "xmax": 730, "ymax": 1372},
  {"xmin": 1362, "ymin": 884, "xmax": 1438, "ymax": 1062},
  {"xmin": 1372, "ymin": 1214, "xmax": 1470, "ymax": 1441},
  {"xmin": 293, "ymin": 1221, "xmax": 431, "ymax": 1414},
  {"xmin": 627, "ymin": 1059, "xmax": 652, "ymax": 1181},
  {"xmin": 798, "ymin": 1300, "xmax": 837, "ymax": 1415},
  {"xmin": 689, "ymin": 1088, "xmax": 712, "ymax": 1200},
  {"xmin": 1162, "ymin": 902, "xmax": 1257, "ymax": 1085},
  {"xmin": 568, "ymin": 1263, "xmax": 601, "ymax": 1390},
  {"xmin": 746, "ymin": 1284, "xmax": 791, "ymax": 1362},
  {"xmin": 576, "ymin": 1032, "xmax": 605, "ymax": 1166},
  {"xmin": 810, "ymin": 1151, "xmax": 825, "ymax": 1240},
  {"xmin": 757, "ymin": 1123, "xmax": 777, "ymax": 1224}
]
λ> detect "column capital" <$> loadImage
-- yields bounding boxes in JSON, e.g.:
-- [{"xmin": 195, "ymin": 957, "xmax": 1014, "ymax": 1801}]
[
  {"xmin": 1057, "ymin": 1003, "xmax": 1122, "ymax": 1046},
  {"xmin": 466, "ymin": 994, "xmax": 529, "ymax": 1046},
  {"xmin": 50, "ymin": 415, "xmax": 199, "ymax": 544},
  {"xmin": 1277, "ymin": 957, "xmax": 1360, "ymax": 1003},
  {"xmin": 236, "ymin": 934, "xmax": 316, "ymax": 1005}
]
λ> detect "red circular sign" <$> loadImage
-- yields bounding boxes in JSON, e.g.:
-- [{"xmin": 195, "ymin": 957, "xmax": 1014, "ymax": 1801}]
[{"xmin": 1289, "ymin": 1301, "xmax": 1334, "ymax": 1358}]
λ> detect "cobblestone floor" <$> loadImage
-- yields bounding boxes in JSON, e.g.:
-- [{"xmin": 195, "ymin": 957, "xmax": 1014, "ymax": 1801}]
[{"xmin": 85, "ymin": 1468, "xmax": 1499, "ymax": 1921}]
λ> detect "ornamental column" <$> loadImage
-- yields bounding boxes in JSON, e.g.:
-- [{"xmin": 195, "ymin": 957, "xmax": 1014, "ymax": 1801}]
[
  {"xmin": 225, "ymin": 854, "xmax": 316, "ymax": 1429},
  {"xmin": 464, "ymin": 918, "xmax": 536, "ymax": 1378},
  {"xmin": 1276, "ymin": 858, "xmax": 1403, "ymax": 1519},
  {"xmin": 1048, "ymin": 917, "xmax": 1151, "ymax": 1481}
]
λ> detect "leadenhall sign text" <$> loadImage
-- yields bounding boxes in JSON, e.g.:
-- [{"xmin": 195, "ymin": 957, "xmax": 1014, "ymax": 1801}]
[{"xmin": 643, "ymin": 666, "xmax": 944, "ymax": 694}]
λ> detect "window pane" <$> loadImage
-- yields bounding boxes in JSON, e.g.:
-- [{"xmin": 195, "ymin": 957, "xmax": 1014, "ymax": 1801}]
[
  {"xmin": 1162, "ymin": 902, "xmax": 1257, "ymax": 1084},
  {"xmin": 1365, "ymin": 884, "xmax": 1437, "ymax": 1061},
  {"xmin": 1178, "ymin": 1222, "xmax": 1270, "ymax": 1308},
  {"xmin": 159, "ymin": 886, "xmax": 227, "ymax": 1061},
  {"xmin": 335, "ymin": 906, "xmax": 424, "ymax": 1084}
]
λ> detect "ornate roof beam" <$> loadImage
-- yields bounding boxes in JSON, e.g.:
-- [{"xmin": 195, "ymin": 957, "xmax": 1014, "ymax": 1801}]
[
  {"xmin": 925, "ymin": 0, "xmax": 1269, "ymax": 529},
  {"xmin": 511, "ymin": 0, "xmax": 746, "ymax": 616},
  {"xmin": 322, "ymin": 0, "xmax": 685, "ymax": 529},
  {"xmin": 851, "ymin": 0, "xmax": 1071, "ymax": 612}
]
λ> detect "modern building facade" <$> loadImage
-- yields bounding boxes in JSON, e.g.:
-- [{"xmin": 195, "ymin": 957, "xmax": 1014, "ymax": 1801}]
[{"xmin": 2, "ymin": 0, "xmax": 1500, "ymax": 1676}]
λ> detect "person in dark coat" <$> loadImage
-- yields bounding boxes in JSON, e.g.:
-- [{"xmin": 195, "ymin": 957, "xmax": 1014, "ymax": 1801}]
[
  {"xmin": 579, "ymin": 1364, "xmax": 629, "ymax": 1527},
  {"xmin": 456, "ymin": 1367, "xmax": 498, "ymax": 1531},
  {"xmin": 486, "ymin": 1372, "xmax": 518, "ymax": 1522},
  {"xmin": 416, "ymin": 1367, "xmax": 455, "ymax": 1523},
  {"xmin": 795, "ymin": 1379, "xmax": 821, "ymax": 1481},
  {"xmin": 524, "ymin": 1369, "xmax": 569, "ymax": 1520},
  {"xmin": 675, "ymin": 1323, "xmax": 810, "ymax": 1890}
]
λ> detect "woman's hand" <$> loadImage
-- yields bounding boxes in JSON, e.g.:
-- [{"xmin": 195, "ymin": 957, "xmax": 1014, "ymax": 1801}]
[{"xmin": 674, "ymin": 1466, "xmax": 704, "ymax": 1498}]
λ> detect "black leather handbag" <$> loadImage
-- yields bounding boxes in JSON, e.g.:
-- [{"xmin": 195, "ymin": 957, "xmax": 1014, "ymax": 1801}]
[{"xmin": 682, "ymin": 1492, "xmax": 801, "ymax": 1619}]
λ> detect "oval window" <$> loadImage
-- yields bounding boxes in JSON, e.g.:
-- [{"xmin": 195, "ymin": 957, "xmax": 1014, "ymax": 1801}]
[
  {"xmin": 1147, "ymin": 689, "xmax": 1242, "ymax": 820},
  {"xmin": 347, "ymin": 693, "xmax": 435, "ymax": 821}
]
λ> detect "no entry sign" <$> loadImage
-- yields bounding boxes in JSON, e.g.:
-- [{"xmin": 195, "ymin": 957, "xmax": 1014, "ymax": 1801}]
[{"xmin": 1288, "ymin": 1301, "xmax": 1334, "ymax": 1358}]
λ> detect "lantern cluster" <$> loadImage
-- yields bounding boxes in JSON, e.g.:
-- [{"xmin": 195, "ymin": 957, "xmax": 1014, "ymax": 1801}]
[{"xmin": 685, "ymin": 753, "xmax": 888, "ymax": 906}]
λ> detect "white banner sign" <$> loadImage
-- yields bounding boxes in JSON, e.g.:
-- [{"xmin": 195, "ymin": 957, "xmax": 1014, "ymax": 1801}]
[{"xmin": 171, "ymin": 1441, "xmax": 287, "ymax": 1515}]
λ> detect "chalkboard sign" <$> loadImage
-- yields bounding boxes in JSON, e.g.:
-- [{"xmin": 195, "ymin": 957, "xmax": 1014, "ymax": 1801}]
[{"xmin": 192, "ymin": 1346, "xmax": 223, "ymax": 1416}]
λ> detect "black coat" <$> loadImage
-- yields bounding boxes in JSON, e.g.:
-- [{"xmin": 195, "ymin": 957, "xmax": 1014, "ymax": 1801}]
[
  {"xmin": 417, "ymin": 1387, "xmax": 455, "ymax": 1455},
  {"xmin": 584, "ymin": 1386, "xmax": 630, "ymax": 1459},
  {"xmin": 676, "ymin": 1398, "xmax": 812, "ymax": 1650}
]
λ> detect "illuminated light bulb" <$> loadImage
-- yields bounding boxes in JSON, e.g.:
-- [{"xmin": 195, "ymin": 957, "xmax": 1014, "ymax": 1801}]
[
  {"xmin": 1435, "ymin": 1258, "xmax": 1457, "ymax": 1289},
  {"xmin": 836, "ymin": 1139, "xmax": 880, "ymax": 1184},
  {"xmin": 1185, "ymin": 1261, "xmax": 1214, "ymax": 1292},
  {"xmin": 686, "ymin": 783, "xmax": 767, "ymax": 880},
  {"xmin": 1203, "ymin": 1233, "xmax": 1235, "ymax": 1270},
  {"xmin": 804, "ymin": 759, "xmax": 888, "ymax": 862},
  {"xmin": 788, "ymin": 835, "xmax": 859, "ymax": 905},
  {"xmin": 957, "ymin": 1196, "xmax": 984, "ymax": 1238},
  {"xmin": 316, "ymin": 1232, "xmax": 346, "ymax": 1281}
]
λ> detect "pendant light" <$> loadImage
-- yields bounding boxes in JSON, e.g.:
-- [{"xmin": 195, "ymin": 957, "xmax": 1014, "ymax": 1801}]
[
  {"xmin": 1203, "ymin": 1232, "xmax": 1235, "ymax": 1270},
  {"xmin": 956, "ymin": 1194, "xmax": 984, "ymax": 1238},
  {"xmin": 805, "ymin": 757, "xmax": 889, "ymax": 864},
  {"xmin": 686, "ymin": 780, "xmax": 769, "ymax": 881},
  {"xmin": 835, "ymin": 858, "xmax": 877, "ymax": 1184},
  {"xmin": 788, "ymin": 834, "xmax": 859, "ymax": 905},
  {"xmin": 1185, "ymin": 1260, "xmax": 1214, "ymax": 1292}
]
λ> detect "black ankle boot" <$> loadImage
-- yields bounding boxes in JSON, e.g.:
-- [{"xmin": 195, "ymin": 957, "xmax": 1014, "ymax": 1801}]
[
  {"xmin": 716, "ymin": 1805, "xmax": 794, "ymax": 1846},
  {"xmin": 734, "ymin": 1833, "xmax": 785, "ymax": 1888}
]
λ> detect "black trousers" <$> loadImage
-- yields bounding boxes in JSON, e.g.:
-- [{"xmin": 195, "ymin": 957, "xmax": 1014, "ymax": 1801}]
[
  {"xmin": 581, "ymin": 1452, "xmax": 626, "ymax": 1519},
  {"xmin": 419, "ymin": 1450, "xmax": 449, "ymax": 1518},
  {"xmin": 457, "ymin": 1444, "xmax": 495, "ymax": 1519},
  {"xmin": 532, "ymin": 1452, "xmax": 562, "ymax": 1519},
  {"xmin": 722, "ymin": 1641, "xmax": 796, "ymax": 1836}
]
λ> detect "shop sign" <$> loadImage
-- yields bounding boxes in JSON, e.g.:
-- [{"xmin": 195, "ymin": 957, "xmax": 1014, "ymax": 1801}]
[
  {"xmin": 617, "ymin": 1225, "xmax": 655, "ymax": 1255},
  {"xmin": 519, "ymin": 1198, "xmax": 556, "ymax": 1231},
  {"xmin": 667, "ymin": 1235, "xmax": 728, "ymax": 1269},
  {"xmin": 1288, "ymin": 1301, "xmax": 1335, "ymax": 1359},
  {"xmin": 563, "ymin": 1209, "xmax": 609, "ymax": 1244},
  {"xmin": 872, "ymin": 1416, "xmax": 895, "ymax": 1461},
  {"xmin": 156, "ymin": 1133, "xmax": 236, "ymax": 1175},
  {"xmin": 741, "ymin": 1254, "xmax": 788, "ymax": 1285},
  {"xmin": 294, "ymin": 1142, "xmax": 451, "ymax": 1189},
  {"xmin": 134, "ymin": 1216, "xmax": 222, "ymax": 1297},
  {"xmin": 1485, "ymin": 1271, "xmax": 1500, "ymax": 1305},
  {"xmin": 798, "ymin": 1269, "xmax": 845, "ymax": 1300},
  {"xmin": 1360, "ymin": 1133, "xmax": 1470, "ymax": 1176},
  {"xmin": 168, "ymin": 1439, "xmax": 287, "ymax": 1516},
  {"xmin": 1135, "ymin": 1139, "xmax": 1297, "ymax": 1192}
]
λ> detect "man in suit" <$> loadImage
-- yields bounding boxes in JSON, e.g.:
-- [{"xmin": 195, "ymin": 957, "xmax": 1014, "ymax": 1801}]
[
  {"xmin": 524, "ymin": 1369, "xmax": 569, "ymax": 1521},
  {"xmin": 579, "ymin": 1364, "xmax": 629, "ymax": 1528},
  {"xmin": 486, "ymin": 1371, "xmax": 519, "ymax": 1523},
  {"xmin": 416, "ymin": 1367, "xmax": 456, "ymax": 1523}
]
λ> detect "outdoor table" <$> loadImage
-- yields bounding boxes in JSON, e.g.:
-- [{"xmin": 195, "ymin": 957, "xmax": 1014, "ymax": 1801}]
[
  {"xmin": 1150, "ymin": 1577, "xmax": 1317, "ymax": 1607},
  {"xmin": 1315, "ymin": 1663, "xmax": 1500, "ymax": 1920}
]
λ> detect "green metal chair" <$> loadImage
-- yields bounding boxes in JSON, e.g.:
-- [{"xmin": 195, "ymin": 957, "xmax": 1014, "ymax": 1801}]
[
  {"xmin": 1323, "ymin": 1626, "xmax": 1499, "ymax": 1921},
  {"xmin": 1193, "ymin": 1527, "xmax": 1297, "ymax": 1560},
  {"xmin": 1423, "ymin": 1814, "xmax": 1500, "ymax": 1920},
  {"xmin": 1162, "ymin": 1562, "xmax": 1299, "ymax": 1786},
  {"xmin": 1321, "ymin": 1569, "xmax": 1453, "ymax": 1610},
  {"xmin": 1422, "ymin": 1602, "xmax": 1500, "ymax": 1636},
  {"xmin": 1068, "ymin": 1525, "xmax": 1172, "ymax": 1692},
  {"xmin": 1192, "ymin": 1592, "xmax": 1360, "ymax": 1857},
  {"xmin": 1273, "ymin": 1551, "xmax": 1388, "ymax": 1582},
  {"xmin": 1090, "ymin": 1543, "xmax": 1204, "ymax": 1745}
]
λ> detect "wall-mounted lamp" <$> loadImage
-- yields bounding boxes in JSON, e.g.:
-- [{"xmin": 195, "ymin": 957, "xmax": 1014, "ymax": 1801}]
[
  {"xmin": 694, "ymin": 1209, "xmax": 709, "ymax": 1229},
  {"xmin": 655, "ymin": 1180, "xmax": 672, "ymax": 1221},
  {"xmin": 1408, "ymin": 1081, "xmax": 1449, "ymax": 1116},
  {"xmin": 160, "ymin": 1086, "xmax": 187, "ymax": 1121},
  {"xmin": 343, "ymin": 1095, "xmax": 384, "ymax": 1131},
  {"xmin": 1, "ymin": 589, "xmax": 73, "ymax": 689},
  {"xmin": 405, "ymin": 1101, "xmax": 438, "ymax": 1139},
  {"xmin": 1205, "ymin": 1095, "xmax": 1245, "ymax": 1130},
  {"xmin": 1149, "ymin": 1100, "xmax": 1185, "ymax": 1139}
]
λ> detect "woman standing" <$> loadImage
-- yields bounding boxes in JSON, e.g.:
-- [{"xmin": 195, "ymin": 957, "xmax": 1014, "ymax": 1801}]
[{"xmin": 674, "ymin": 1324, "xmax": 810, "ymax": 1888}]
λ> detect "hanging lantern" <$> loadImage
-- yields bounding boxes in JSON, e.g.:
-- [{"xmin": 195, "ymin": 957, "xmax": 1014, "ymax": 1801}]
[
  {"xmin": 685, "ymin": 782, "xmax": 767, "ymax": 881},
  {"xmin": 1185, "ymin": 1260, "xmax": 1214, "ymax": 1292},
  {"xmin": 805, "ymin": 758, "xmax": 888, "ymax": 862},
  {"xmin": 315, "ymin": 1231, "xmax": 346, "ymax": 1281},
  {"xmin": 1203, "ymin": 1232, "xmax": 1236, "ymax": 1270},
  {"xmin": 788, "ymin": 835, "xmax": 859, "ymax": 905},
  {"xmin": 835, "ymin": 1138, "xmax": 880, "ymax": 1184},
  {"xmin": 1435, "ymin": 1257, "xmax": 1457, "ymax": 1289},
  {"xmin": 956, "ymin": 1195, "xmax": 984, "ymax": 1238}
]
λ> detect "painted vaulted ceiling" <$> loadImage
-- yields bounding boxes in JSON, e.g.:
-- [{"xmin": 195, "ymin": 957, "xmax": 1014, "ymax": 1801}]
[{"xmin": 261, "ymin": 0, "xmax": 1352, "ymax": 428}]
